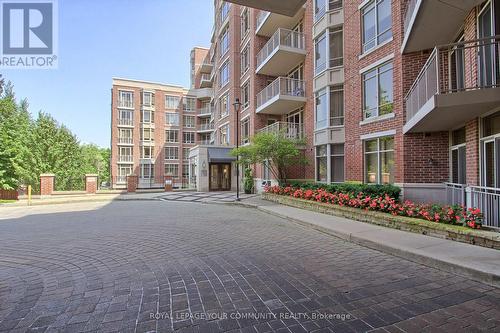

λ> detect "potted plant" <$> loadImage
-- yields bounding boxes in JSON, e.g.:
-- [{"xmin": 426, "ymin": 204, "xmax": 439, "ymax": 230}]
[{"xmin": 244, "ymin": 167, "xmax": 254, "ymax": 194}]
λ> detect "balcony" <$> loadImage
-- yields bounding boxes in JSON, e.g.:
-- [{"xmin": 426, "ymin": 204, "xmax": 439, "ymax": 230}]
[
  {"xmin": 197, "ymin": 106, "xmax": 212, "ymax": 117},
  {"xmin": 257, "ymin": 122, "xmax": 304, "ymax": 140},
  {"xmin": 256, "ymin": 77, "xmax": 306, "ymax": 115},
  {"xmin": 118, "ymin": 155, "xmax": 133, "ymax": 163},
  {"xmin": 404, "ymin": 36, "xmax": 500, "ymax": 134},
  {"xmin": 199, "ymin": 73, "xmax": 213, "ymax": 89},
  {"xmin": 256, "ymin": 7, "xmax": 305, "ymax": 37},
  {"xmin": 223, "ymin": 0, "xmax": 306, "ymax": 16},
  {"xmin": 256, "ymin": 28, "xmax": 306, "ymax": 76},
  {"xmin": 199, "ymin": 61, "xmax": 213, "ymax": 74},
  {"xmin": 402, "ymin": 0, "xmax": 484, "ymax": 53},
  {"xmin": 118, "ymin": 137, "xmax": 133, "ymax": 145},
  {"xmin": 194, "ymin": 88, "xmax": 213, "ymax": 100},
  {"xmin": 117, "ymin": 118, "xmax": 133, "ymax": 127},
  {"xmin": 197, "ymin": 123, "xmax": 215, "ymax": 133}
]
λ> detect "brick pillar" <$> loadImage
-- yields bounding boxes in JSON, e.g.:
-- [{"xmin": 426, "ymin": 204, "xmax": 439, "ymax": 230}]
[
  {"xmin": 127, "ymin": 174, "xmax": 138, "ymax": 193},
  {"xmin": 40, "ymin": 174, "xmax": 55, "ymax": 197},
  {"xmin": 85, "ymin": 174, "xmax": 98, "ymax": 194},
  {"xmin": 466, "ymin": 119, "xmax": 480, "ymax": 186},
  {"xmin": 164, "ymin": 176, "xmax": 173, "ymax": 192}
]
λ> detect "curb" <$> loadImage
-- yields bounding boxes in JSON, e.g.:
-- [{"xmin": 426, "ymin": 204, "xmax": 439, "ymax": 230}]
[
  {"xmin": 0, "ymin": 196, "xmax": 163, "ymax": 207},
  {"xmin": 248, "ymin": 204, "xmax": 500, "ymax": 288}
]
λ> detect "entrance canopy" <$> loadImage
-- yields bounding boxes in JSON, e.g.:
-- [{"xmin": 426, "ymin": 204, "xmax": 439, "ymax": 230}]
[{"xmin": 208, "ymin": 147, "xmax": 236, "ymax": 163}]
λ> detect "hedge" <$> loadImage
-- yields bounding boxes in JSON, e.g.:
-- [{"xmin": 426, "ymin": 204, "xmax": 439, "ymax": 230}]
[{"xmin": 287, "ymin": 182, "xmax": 401, "ymax": 201}]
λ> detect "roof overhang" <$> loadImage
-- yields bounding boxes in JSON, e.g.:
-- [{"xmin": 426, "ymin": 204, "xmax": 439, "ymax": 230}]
[{"xmin": 223, "ymin": 0, "xmax": 306, "ymax": 16}]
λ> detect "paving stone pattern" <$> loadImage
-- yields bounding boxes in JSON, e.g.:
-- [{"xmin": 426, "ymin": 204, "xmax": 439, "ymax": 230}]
[{"xmin": 0, "ymin": 201, "xmax": 499, "ymax": 332}]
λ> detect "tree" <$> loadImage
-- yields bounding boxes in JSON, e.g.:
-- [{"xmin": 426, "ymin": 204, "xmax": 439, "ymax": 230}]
[{"xmin": 230, "ymin": 132, "xmax": 307, "ymax": 185}]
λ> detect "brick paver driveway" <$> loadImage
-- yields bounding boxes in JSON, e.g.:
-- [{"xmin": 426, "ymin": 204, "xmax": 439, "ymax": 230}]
[{"xmin": 0, "ymin": 201, "xmax": 499, "ymax": 333}]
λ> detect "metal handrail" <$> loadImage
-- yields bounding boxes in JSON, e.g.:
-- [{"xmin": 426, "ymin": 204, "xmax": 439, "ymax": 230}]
[
  {"xmin": 256, "ymin": 11, "xmax": 270, "ymax": 30},
  {"xmin": 256, "ymin": 77, "xmax": 306, "ymax": 109},
  {"xmin": 256, "ymin": 28, "xmax": 305, "ymax": 68},
  {"xmin": 403, "ymin": 0, "xmax": 418, "ymax": 34},
  {"xmin": 118, "ymin": 156, "xmax": 133, "ymax": 163},
  {"xmin": 257, "ymin": 122, "xmax": 304, "ymax": 139}
]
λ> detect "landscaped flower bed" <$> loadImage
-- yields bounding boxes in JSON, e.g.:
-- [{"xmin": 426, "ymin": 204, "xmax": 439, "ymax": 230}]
[{"xmin": 265, "ymin": 185, "xmax": 483, "ymax": 229}]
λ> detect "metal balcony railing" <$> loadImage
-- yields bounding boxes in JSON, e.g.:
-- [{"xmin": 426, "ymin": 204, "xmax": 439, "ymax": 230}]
[
  {"xmin": 118, "ymin": 137, "xmax": 133, "ymax": 145},
  {"xmin": 403, "ymin": 0, "xmax": 418, "ymax": 35},
  {"xmin": 256, "ymin": 10, "xmax": 270, "ymax": 29},
  {"xmin": 257, "ymin": 77, "xmax": 306, "ymax": 109},
  {"xmin": 198, "ymin": 123, "xmax": 214, "ymax": 131},
  {"xmin": 444, "ymin": 182, "xmax": 466, "ymax": 206},
  {"xmin": 258, "ymin": 122, "xmax": 304, "ymax": 140},
  {"xmin": 405, "ymin": 36, "xmax": 500, "ymax": 125},
  {"xmin": 118, "ymin": 100, "xmax": 134, "ymax": 109},
  {"xmin": 201, "ymin": 73, "xmax": 212, "ymax": 81},
  {"xmin": 118, "ymin": 118, "xmax": 133, "ymax": 126},
  {"xmin": 198, "ymin": 106, "xmax": 212, "ymax": 116},
  {"xmin": 118, "ymin": 156, "xmax": 133, "ymax": 163},
  {"xmin": 256, "ymin": 28, "xmax": 305, "ymax": 69}
]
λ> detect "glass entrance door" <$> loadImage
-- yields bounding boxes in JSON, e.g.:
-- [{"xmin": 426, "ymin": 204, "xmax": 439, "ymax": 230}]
[
  {"xmin": 478, "ymin": 2, "xmax": 497, "ymax": 88},
  {"xmin": 209, "ymin": 163, "xmax": 231, "ymax": 191}
]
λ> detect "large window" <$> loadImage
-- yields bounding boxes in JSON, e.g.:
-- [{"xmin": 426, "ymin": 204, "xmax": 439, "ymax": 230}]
[
  {"xmin": 481, "ymin": 112, "xmax": 500, "ymax": 187},
  {"xmin": 183, "ymin": 132, "xmax": 195, "ymax": 144},
  {"xmin": 220, "ymin": 125, "xmax": 230, "ymax": 145},
  {"xmin": 165, "ymin": 113, "xmax": 179, "ymax": 126},
  {"xmin": 451, "ymin": 127, "xmax": 466, "ymax": 184},
  {"xmin": 365, "ymin": 136, "xmax": 394, "ymax": 184},
  {"xmin": 241, "ymin": 8, "xmax": 249, "ymax": 38},
  {"xmin": 220, "ymin": 2, "xmax": 230, "ymax": 25},
  {"xmin": 315, "ymin": 0, "xmax": 343, "ymax": 22},
  {"xmin": 241, "ymin": 81, "xmax": 250, "ymax": 109},
  {"xmin": 241, "ymin": 44, "xmax": 250, "ymax": 75},
  {"xmin": 141, "ymin": 146, "xmax": 154, "ymax": 159},
  {"xmin": 330, "ymin": 85, "xmax": 344, "ymax": 126},
  {"xmin": 118, "ymin": 109, "xmax": 133, "ymax": 125},
  {"xmin": 165, "ymin": 130, "xmax": 179, "ymax": 143},
  {"xmin": 362, "ymin": 0, "xmax": 392, "ymax": 53},
  {"xmin": 182, "ymin": 148, "xmax": 190, "ymax": 160},
  {"xmin": 165, "ymin": 95, "xmax": 180, "ymax": 109},
  {"xmin": 363, "ymin": 62, "xmax": 393, "ymax": 119},
  {"xmin": 220, "ymin": 26, "xmax": 230, "ymax": 57},
  {"xmin": 219, "ymin": 94, "xmax": 230, "ymax": 118},
  {"xmin": 220, "ymin": 61, "xmax": 230, "ymax": 87},
  {"xmin": 141, "ymin": 109, "xmax": 154, "ymax": 124},
  {"xmin": 329, "ymin": 27, "xmax": 343, "ymax": 67},
  {"xmin": 183, "ymin": 97, "xmax": 196, "ymax": 112},
  {"xmin": 241, "ymin": 118, "xmax": 250, "ymax": 145},
  {"xmin": 182, "ymin": 164, "xmax": 189, "ymax": 179},
  {"xmin": 165, "ymin": 164, "xmax": 179, "ymax": 178},
  {"xmin": 315, "ymin": 88, "xmax": 328, "ymax": 129},
  {"xmin": 316, "ymin": 145, "xmax": 328, "ymax": 182},
  {"xmin": 140, "ymin": 128, "xmax": 154, "ymax": 142},
  {"xmin": 165, "ymin": 147, "xmax": 179, "ymax": 160},
  {"xmin": 142, "ymin": 92, "xmax": 154, "ymax": 107},
  {"xmin": 331, "ymin": 144, "xmax": 345, "ymax": 183},
  {"xmin": 118, "ymin": 91, "xmax": 134, "ymax": 108},
  {"xmin": 183, "ymin": 115, "xmax": 195, "ymax": 128},
  {"xmin": 140, "ymin": 164, "xmax": 154, "ymax": 179},
  {"xmin": 314, "ymin": 32, "xmax": 327, "ymax": 74}
]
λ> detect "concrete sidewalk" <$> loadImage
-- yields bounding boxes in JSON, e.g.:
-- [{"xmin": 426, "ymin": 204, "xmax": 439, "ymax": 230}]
[{"xmin": 241, "ymin": 197, "xmax": 500, "ymax": 287}]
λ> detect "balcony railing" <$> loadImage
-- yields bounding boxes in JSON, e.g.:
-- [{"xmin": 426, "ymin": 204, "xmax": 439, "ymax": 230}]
[
  {"xmin": 118, "ymin": 137, "xmax": 133, "ymax": 145},
  {"xmin": 444, "ymin": 182, "xmax": 466, "ymax": 206},
  {"xmin": 256, "ymin": 28, "xmax": 305, "ymax": 69},
  {"xmin": 257, "ymin": 77, "xmax": 306, "ymax": 109},
  {"xmin": 118, "ymin": 156, "xmax": 133, "ymax": 163},
  {"xmin": 115, "ymin": 176, "xmax": 127, "ymax": 184},
  {"xmin": 118, "ymin": 100, "xmax": 134, "ymax": 109},
  {"xmin": 403, "ymin": 0, "xmax": 418, "ymax": 35},
  {"xmin": 198, "ymin": 123, "xmax": 214, "ymax": 131},
  {"xmin": 201, "ymin": 73, "xmax": 211, "ymax": 81},
  {"xmin": 198, "ymin": 106, "xmax": 212, "ymax": 116},
  {"xmin": 199, "ymin": 140, "xmax": 212, "ymax": 145},
  {"xmin": 405, "ymin": 36, "xmax": 500, "ymax": 124},
  {"xmin": 258, "ymin": 122, "xmax": 304, "ymax": 140},
  {"xmin": 118, "ymin": 118, "xmax": 133, "ymax": 126},
  {"xmin": 256, "ymin": 10, "xmax": 270, "ymax": 29}
]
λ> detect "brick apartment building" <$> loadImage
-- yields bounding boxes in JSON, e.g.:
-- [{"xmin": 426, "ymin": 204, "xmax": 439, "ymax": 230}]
[{"xmin": 111, "ymin": 0, "xmax": 500, "ymax": 223}]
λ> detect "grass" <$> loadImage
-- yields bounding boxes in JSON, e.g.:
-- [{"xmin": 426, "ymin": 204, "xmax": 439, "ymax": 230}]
[{"xmin": 0, "ymin": 200, "xmax": 16, "ymax": 204}]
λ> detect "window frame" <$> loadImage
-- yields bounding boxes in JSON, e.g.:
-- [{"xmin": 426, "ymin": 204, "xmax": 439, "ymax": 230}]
[
  {"xmin": 362, "ymin": 61, "xmax": 393, "ymax": 120},
  {"xmin": 361, "ymin": 0, "xmax": 392, "ymax": 53}
]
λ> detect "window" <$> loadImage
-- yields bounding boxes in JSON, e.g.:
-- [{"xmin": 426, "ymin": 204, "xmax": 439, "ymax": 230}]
[
  {"xmin": 141, "ymin": 146, "xmax": 154, "ymax": 159},
  {"xmin": 220, "ymin": 125, "xmax": 230, "ymax": 145},
  {"xmin": 362, "ymin": 0, "xmax": 392, "ymax": 53},
  {"xmin": 365, "ymin": 136, "xmax": 394, "ymax": 184},
  {"xmin": 142, "ymin": 92, "xmax": 154, "ymax": 107},
  {"xmin": 330, "ymin": 85, "xmax": 344, "ymax": 126},
  {"xmin": 165, "ymin": 95, "xmax": 180, "ymax": 109},
  {"xmin": 140, "ymin": 164, "xmax": 154, "ymax": 179},
  {"xmin": 316, "ymin": 145, "xmax": 328, "ymax": 182},
  {"xmin": 331, "ymin": 144, "xmax": 345, "ymax": 183},
  {"xmin": 183, "ymin": 97, "xmax": 196, "ymax": 112},
  {"xmin": 220, "ymin": 61, "xmax": 230, "ymax": 87},
  {"xmin": 183, "ymin": 115, "xmax": 195, "ymax": 128},
  {"xmin": 315, "ymin": 0, "xmax": 327, "ymax": 21},
  {"xmin": 241, "ymin": 81, "xmax": 250, "ymax": 109},
  {"xmin": 141, "ymin": 109, "xmax": 154, "ymax": 123},
  {"xmin": 140, "ymin": 128, "xmax": 154, "ymax": 142},
  {"xmin": 118, "ymin": 91, "xmax": 134, "ymax": 108},
  {"xmin": 451, "ymin": 128, "xmax": 466, "ymax": 184},
  {"xmin": 182, "ymin": 164, "xmax": 189, "ymax": 179},
  {"xmin": 220, "ymin": 2, "xmax": 230, "ymax": 25},
  {"xmin": 219, "ymin": 94, "xmax": 230, "ymax": 118},
  {"xmin": 241, "ymin": 118, "xmax": 250, "ymax": 144},
  {"xmin": 183, "ymin": 132, "xmax": 195, "ymax": 144},
  {"xmin": 314, "ymin": 32, "xmax": 327, "ymax": 74},
  {"xmin": 241, "ymin": 44, "xmax": 250, "ymax": 75},
  {"xmin": 315, "ymin": 88, "xmax": 328, "ymax": 129},
  {"xmin": 118, "ymin": 165, "xmax": 133, "ymax": 182},
  {"xmin": 165, "ymin": 130, "xmax": 179, "ymax": 143},
  {"xmin": 119, "ymin": 146, "xmax": 133, "ymax": 160},
  {"xmin": 329, "ymin": 27, "xmax": 343, "ymax": 67},
  {"xmin": 481, "ymin": 112, "xmax": 500, "ymax": 187},
  {"xmin": 118, "ymin": 109, "xmax": 133, "ymax": 125},
  {"xmin": 165, "ymin": 164, "xmax": 179, "ymax": 178},
  {"xmin": 220, "ymin": 26, "xmax": 230, "ymax": 57},
  {"xmin": 165, "ymin": 147, "xmax": 179, "ymax": 160},
  {"xmin": 363, "ymin": 62, "xmax": 393, "ymax": 119},
  {"xmin": 165, "ymin": 113, "xmax": 179, "ymax": 126},
  {"xmin": 241, "ymin": 8, "xmax": 249, "ymax": 38},
  {"xmin": 263, "ymin": 160, "xmax": 271, "ymax": 181},
  {"xmin": 118, "ymin": 129, "xmax": 133, "ymax": 144},
  {"xmin": 183, "ymin": 148, "xmax": 190, "ymax": 160}
]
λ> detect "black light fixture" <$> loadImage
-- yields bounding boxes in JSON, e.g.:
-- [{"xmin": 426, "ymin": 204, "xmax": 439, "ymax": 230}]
[{"xmin": 233, "ymin": 98, "xmax": 242, "ymax": 201}]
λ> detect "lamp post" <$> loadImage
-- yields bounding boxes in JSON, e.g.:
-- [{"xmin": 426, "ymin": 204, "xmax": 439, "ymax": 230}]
[{"xmin": 233, "ymin": 98, "xmax": 242, "ymax": 201}]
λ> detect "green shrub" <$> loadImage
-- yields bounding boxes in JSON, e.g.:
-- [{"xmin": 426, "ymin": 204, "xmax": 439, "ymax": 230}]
[{"xmin": 287, "ymin": 182, "xmax": 401, "ymax": 201}]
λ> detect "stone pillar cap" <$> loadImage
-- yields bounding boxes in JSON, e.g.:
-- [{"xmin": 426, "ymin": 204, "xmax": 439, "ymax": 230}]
[
  {"xmin": 40, "ymin": 173, "xmax": 56, "ymax": 177},
  {"xmin": 85, "ymin": 174, "xmax": 99, "ymax": 177},
  {"xmin": 127, "ymin": 174, "xmax": 137, "ymax": 177}
]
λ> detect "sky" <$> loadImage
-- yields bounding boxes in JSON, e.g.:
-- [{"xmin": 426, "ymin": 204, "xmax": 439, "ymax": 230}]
[{"xmin": 2, "ymin": 0, "xmax": 214, "ymax": 147}]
